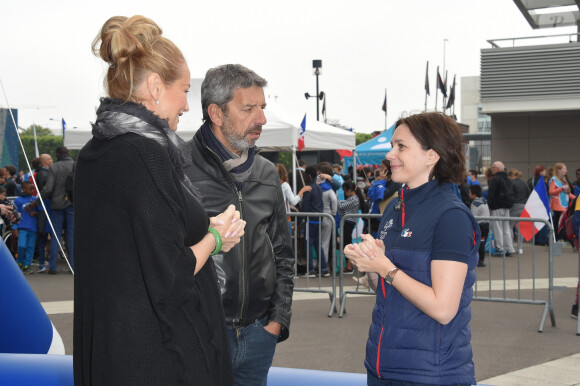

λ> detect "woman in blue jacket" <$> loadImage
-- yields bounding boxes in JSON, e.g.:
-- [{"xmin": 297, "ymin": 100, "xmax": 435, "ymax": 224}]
[{"xmin": 345, "ymin": 112, "xmax": 480, "ymax": 385}]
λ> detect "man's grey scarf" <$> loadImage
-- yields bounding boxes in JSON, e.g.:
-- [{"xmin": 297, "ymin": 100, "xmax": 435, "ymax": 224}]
[
  {"xmin": 92, "ymin": 98, "xmax": 200, "ymax": 199},
  {"xmin": 199, "ymin": 121, "xmax": 255, "ymax": 191}
]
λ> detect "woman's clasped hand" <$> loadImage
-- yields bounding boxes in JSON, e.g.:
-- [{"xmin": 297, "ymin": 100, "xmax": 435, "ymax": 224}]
[
  {"xmin": 210, "ymin": 204, "xmax": 246, "ymax": 252},
  {"xmin": 344, "ymin": 234, "xmax": 393, "ymax": 277}
]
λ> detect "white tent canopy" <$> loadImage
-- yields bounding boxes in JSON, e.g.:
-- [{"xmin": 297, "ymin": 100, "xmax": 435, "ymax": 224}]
[{"xmin": 64, "ymin": 79, "xmax": 355, "ymax": 152}]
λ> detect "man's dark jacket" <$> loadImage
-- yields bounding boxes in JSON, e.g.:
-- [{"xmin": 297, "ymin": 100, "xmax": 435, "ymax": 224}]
[
  {"xmin": 487, "ymin": 171, "xmax": 514, "ymax": 211},
  {"xmin": 184, "ymin": 129, "xmax": 294, "ymax": 342},
  {"xmin": 42, "ymin": 155, "xmax": 74, "ymax": 210}
]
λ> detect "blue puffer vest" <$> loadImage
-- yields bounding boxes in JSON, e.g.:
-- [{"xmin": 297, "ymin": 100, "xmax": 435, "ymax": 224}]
[{"xmin": 365, "ymin": 180, "xmax": 479, "ymax": 385}]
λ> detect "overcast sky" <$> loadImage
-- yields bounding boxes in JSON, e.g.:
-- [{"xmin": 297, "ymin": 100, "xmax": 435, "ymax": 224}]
[{"xmin": 1, "ymin": 0, "xmax": 576, "ymax": 134}]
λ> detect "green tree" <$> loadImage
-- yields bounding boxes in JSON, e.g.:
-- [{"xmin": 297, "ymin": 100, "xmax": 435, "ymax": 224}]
[
  {"xmin": 14, "ymin": 125, "xmax": 79, "ymax": 171},
  {"xmin": 355, "ymin": 132, "xmax": 372, "ymax": 145},
  {"xmin": 278, "ymin": 152, "xmax": 292, "ymax": 171},
  {"xmin": 18, "ymin": 124, "xmax": 54, "ymax": 137}
]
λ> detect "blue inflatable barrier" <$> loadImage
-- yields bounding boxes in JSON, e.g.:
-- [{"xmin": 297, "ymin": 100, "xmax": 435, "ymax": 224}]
[
  {"xmin": 0, "ymin": 354, "xmax": 366, "ymax": 386},
  {"xmin": 268, "ymin": 367, "xmax": 366, "ymax": 385},
  {"xmin": 0, "ymin": 354, "xmax": 73, "ymax": 385},
  {"xmin": 0, "ymin": 241, "xmax": 64, "ymax": 354}
]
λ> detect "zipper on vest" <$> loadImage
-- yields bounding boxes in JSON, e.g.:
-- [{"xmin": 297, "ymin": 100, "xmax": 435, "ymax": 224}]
[{"xmin": 376, "ymin": 277, "xmax": 387, "ymax": 378}]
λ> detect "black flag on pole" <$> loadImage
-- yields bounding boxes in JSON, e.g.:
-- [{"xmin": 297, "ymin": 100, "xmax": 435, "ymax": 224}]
[
  {"xmin": 437, "ymin": 68, "xmax": 447, "ymax": 98},
  {"xmin": 382, "ymin": 92, "xmax": 387, "ymax": 112},
  {"xmin": 446, "ymin": 75, "xmax": 456, "ymax": 109},
  {"xmin": 425, "ymin": 61, "xmax": 430, "ymax": 96}
]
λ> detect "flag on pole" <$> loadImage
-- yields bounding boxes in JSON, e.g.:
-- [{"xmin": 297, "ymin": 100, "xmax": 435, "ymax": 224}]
[
  {"xmin": 322, "ymin": 96, "xmax": 326, "ymax": 117},
  {"xmin": 425, "ymin": 61, "xmax": 430, "ymax": 96},
  {"xmin": 519, "ymin": 179, "xmax": 551, "ymax": 241},
  {"xmin": 32, "ymin": 125, "xmax": 39, "ymax": 158},
  {"xmin": 445, "ymin": 75, "xmax": 456, "ymax": 109},
  {"xmin": 437, "ymin": 68, "xmax": 447, "ymax": 98},
  {"xmin": 298, "ymin": 114, "xmax": 306, "ymax": 152},
  {"xmin": 336, "ymin": 149, "xmax": 353, "ymax": 159},
  {"xmin": 61, "ymin": 118, "xmax": 67, "ymax": 142},
  {"xmin": 381, "ymin": 92, "xmax": 387, "ymax": 112}
]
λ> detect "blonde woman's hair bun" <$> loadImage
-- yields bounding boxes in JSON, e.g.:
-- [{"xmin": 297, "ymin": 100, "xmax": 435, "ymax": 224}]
[{"xmin": 92, "ymin": 15, "xmax": 184, "ymax": 102}]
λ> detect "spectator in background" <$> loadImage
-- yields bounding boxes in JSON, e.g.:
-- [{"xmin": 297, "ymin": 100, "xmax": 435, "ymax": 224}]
[
  {"xmin": 16, "ymin": 170, "xmax": 24, "ymax": 184},
  {"xmin": 318, "ymin": 161, "xmax": 341, "ymax": 191},
  {"xmin": 508, "ymin": 168, "xmax": 529, "ymax": 254},
  {"xmin": 277, "ymin": 163, "xmax": 311, "ymax": 235},
  {"xmin": 41, "ymin": 146, "xmax": 75, "ymax": 274},
  {"xmin": 338, "ymin": 180, "xmax": 367, "ymax": 273},
  {"xmin": 571, "ymin": 196, "xmax": 579, "ymax": 318},
  {"xmin": 23, "ymin": 158, "xmax": 40, "ymax": 185},
  {"xmin": 469, "ymin": 184, "xmax": 489, "ymax": 267},
  {"xmin": 458, "ymin": 171, "xmax": 472, "ymax": 207},
  {"xmin": 4, "ymin": 165, "xmax": 22, "ymax": 197},
  {"xmin": 34, "ymin": 154, "xmax": 54, "ymax": 273},
  {"xmin": 288, "ymin": 159, "xmax": 307, "ymax": 198},
  {"xmin": 529, "ymin": 165, "xmax": 547, "ymax": 193},
  {"xmin": 488, "ymin": 161, "xmax": 515, "ymax": 257},
  {"xmin": 332, "ymin": 164, "xmax": 345, "ymax": 200},
  {"xmin": 467, "ymin": 169, "xmax": 481, "ymax": 186},
  {"xmin": 0, "ymin": 169, "xmax": 14, "ymax": 220},
  {"xmin": 549, "ymin": 162, "xmax": 575, "ymax": 240},
  {"xmin": 277, "ymin": 163, "xmax": 311, "ymax": 212},
  {"xmin": 318, "ymin": 163, "xmax": 338, "ymax": 273},
  {"xmin": 573, "ymin": 168, "xmax": 580, "ymax": 197},
  {"xmin": 14, "ymin": 181, "xmax": 38, "ymax": 274},
  {"xmin": 482, "ymin": 167, "xmax": 494, "ymax": 200},
  {"xmin": 300, "ymin": 165, "xmax": 327, "ymax": 277}
]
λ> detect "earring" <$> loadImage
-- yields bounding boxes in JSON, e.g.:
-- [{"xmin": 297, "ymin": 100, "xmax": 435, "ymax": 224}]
[{"xmin": 156, "ymin": 100, "xmax": 159, "ymax": 105}]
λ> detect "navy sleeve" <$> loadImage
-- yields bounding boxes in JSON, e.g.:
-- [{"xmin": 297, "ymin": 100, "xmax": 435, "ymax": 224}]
[{"xmin": 431, "ymin": 209, "xmax": 474, "ymax": 263}]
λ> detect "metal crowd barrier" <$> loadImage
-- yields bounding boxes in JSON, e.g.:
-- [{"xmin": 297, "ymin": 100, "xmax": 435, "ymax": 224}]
[
  {"xmin": 338, "ymin": 213, "xmax": 381, "ymax": 318},
  {"xmin": 288, "ymin": 212, "xmax": 337, "ymax": 317},
  {"xmin": 334, "ymin": 213, "xmax": 565, "ymax": 332},
  {"xmin": 290, "ymin": 210, "xmax": 575, "ymax": 334},
  {"xmin": 472, "ymin": 216, "xmax": 555, "ymax": 333}
]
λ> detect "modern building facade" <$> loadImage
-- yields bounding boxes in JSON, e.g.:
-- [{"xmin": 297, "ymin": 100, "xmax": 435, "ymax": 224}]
[{"xmin": 477, "ymin": 0, "xmax": 580, "ymax": 182}]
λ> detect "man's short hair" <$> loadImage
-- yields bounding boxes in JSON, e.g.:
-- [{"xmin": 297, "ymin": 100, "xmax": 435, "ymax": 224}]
[
  {"xmin": 298, "ymin": 159, "xmax": 306, "ymax": 167},
  {"xmin": 56, "ymin": 146, "xmax": 69, "ymax": 159},
  {"xmin": 21, "ymin": 180, "xmax": 33, "ymax": 190},
  {"xmin": 4, "ymin": 165, "xmax": 16, "ymax": 176},
  {"xmin": 469, "ymin": 184, "xmax": 483, "ymax": 197},
  {"xmin": 201, "ymin": 64, "xmax": 267, "ymax": 123}
]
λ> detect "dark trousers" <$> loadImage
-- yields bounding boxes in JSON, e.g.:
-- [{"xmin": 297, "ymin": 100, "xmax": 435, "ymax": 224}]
[
  {"xmin": 478, "ymin": 222, "xmax": 489, "ymax": 264},
  {"xmin": 307, "ymin": 220, "xmax": 326, "ymax": 271}
]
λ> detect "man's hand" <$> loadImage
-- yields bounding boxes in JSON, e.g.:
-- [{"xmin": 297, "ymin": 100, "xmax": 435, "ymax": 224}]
[
  {"xmin": 264, "ymin": 321, "xmax": 282, "ymax": 336},
  {"xmin": 0, "ymin": 204, "xmax": 13, "ymax": 217}
]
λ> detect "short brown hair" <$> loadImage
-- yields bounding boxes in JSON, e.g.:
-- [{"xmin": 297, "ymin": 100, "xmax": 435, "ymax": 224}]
[{"xmin": 395, "ymin": 112, "xmax": 465, "ymax": 184}]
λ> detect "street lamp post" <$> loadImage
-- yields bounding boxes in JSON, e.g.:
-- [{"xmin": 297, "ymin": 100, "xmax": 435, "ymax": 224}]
[{"xmin": 304, "ymin": 59, "xmax": 324, "ymax": 121}]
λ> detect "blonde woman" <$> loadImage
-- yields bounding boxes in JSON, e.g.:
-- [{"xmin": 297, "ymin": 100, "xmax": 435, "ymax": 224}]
[{"xmin": 74, "ymin": 15, "xmax": 244, "ymax": 385}]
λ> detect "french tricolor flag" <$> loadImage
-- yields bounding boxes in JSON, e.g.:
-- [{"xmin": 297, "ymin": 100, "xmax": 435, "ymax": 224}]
[
  {"xmin": 298, "ymin": 114, "xmax": 306, "ymax": 152},
  {"xmin": 519, "ymin": 179, "xmax": 551, "ymax": 241}
]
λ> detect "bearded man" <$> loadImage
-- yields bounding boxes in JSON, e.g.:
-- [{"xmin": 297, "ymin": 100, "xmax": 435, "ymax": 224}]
[{"xmin": 184, "ymin": 64, "xmax": 294, "ymax": 386}]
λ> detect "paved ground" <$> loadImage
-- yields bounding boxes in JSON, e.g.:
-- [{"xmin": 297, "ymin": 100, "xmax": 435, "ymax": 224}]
[{"xmin": 25, "ymin": 242, "xmax": 580, "ymax": 384}]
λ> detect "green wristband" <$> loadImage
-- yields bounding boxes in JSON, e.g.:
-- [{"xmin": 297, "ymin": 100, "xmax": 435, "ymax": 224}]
[{"xmin": 208, "ymin": 227, "xmax": 222, "ymax": 256}]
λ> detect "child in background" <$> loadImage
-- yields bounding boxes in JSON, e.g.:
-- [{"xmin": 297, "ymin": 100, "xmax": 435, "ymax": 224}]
[
  {"xmin": 338, "ymin": 181, "xmax": 368, "ymax": 273},
  {"xmin": 469, "ymin": 185, "xmax": 490, "ymax": 267},
  {"xmin": 14, "ymin": 181, "xmax": 38, "ymax": 274}
]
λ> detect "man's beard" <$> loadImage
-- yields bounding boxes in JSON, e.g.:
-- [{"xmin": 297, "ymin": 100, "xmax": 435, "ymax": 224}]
[{"xmin": 221, "ymin": 115, "xmax": 262, "ymax": 153}]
